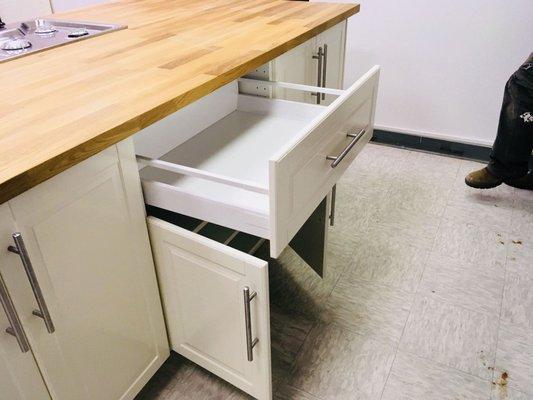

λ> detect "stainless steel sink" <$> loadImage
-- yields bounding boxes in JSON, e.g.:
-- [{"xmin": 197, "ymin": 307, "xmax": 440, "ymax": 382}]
[{"xmin": 0, "ymin": 19, "xmax": 126, "ymax": 63}]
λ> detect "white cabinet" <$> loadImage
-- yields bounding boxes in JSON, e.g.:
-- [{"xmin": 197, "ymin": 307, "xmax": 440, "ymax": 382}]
[
  {"xmin": 136, "ymin": 65, "xmax": 379, "ymax": 257},
  {"xmin": 316, "ymin": 22, "xmax": 347, "ymax": 105},
  {"xmin": 0, "ymin": 212, "xmax": 50, "ymax": 400},
  {"xmin": 0, "ymin": 0, "xmax": 51, "ymax": 22},
  {"xmin": 148, "ymin": 217, "xmax": 272, "ymax": 400},
  {"xmin": 272, "ymin": 21, "xmax": 347, "ymax": 106},
  {"xmin": 271, "ymin": 40, "xmax": 316, "ymax": 103},
  {"xmin": 0, "ymin": 140, "xmax": 169, "ymax": 400},
  {"xmin": 136, "ymin": 64, "xmax": 379, "ymax": 400}
]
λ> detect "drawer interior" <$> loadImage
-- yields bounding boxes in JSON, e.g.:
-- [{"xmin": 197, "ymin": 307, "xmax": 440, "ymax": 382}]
[
  {"xmin": 136, "ymin": 67, "xmax": 379, "ymax": 256},
  {"xmin": 147, "ymin": 205, "xmax": 270, "ymax": 261},
  {"xmin": 136, "ymin": 82, "xmax": 328, "ymax": 218}
]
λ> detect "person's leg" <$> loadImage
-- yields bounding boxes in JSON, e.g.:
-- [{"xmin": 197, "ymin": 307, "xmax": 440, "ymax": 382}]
[
  {"xmin": 466, "ymin": 54, "xmax": 533, "ymax": 189},
  {"xmin": 488, "ymin": 56, "xmax": 533, "ymax": 178}
]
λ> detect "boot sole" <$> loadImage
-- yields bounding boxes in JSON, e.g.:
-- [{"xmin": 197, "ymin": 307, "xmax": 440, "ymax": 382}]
[
  {"xmin": 504, "ymin": 180, "xmax": 533, "ymax": 191},
  {"xmin": 464, "ymin": 178, "xmax": 503, "ymax": 189}
]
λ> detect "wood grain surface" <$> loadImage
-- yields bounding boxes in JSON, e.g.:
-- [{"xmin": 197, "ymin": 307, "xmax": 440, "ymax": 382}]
[{"xmin": 0, "ymin": 0, "xmax": 358, "ymax": 203}]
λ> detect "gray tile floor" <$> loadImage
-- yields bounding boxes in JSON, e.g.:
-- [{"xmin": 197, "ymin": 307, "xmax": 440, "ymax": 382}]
[{"xmin": 136, "ymin": 144, "xmax": 533, "ymax": 400}]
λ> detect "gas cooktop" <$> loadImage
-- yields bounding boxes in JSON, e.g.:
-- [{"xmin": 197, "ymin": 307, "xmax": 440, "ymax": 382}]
[{"xmin": 0, "ymin": 19, "xmax": 126, "ymax": 63}]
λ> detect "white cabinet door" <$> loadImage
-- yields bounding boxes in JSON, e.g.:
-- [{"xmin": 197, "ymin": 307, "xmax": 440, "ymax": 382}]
[
  {"xmin": 0, "ymin": 277, "xmax": 50, "ymax": 400},
  {"xmin": 0, "ymin": 205, "xmax": 50, "ymax": 400},
  {"xmin": 316, "ymin": 20, "xmax": 347, "ymax": 105},
  {"xmin": 2, "ymin": 140, "xmax": 168, "ymax": 400},
  {"xmin": 272, "ymin": 21, "xmax": 346, "ymax": 106},
  {"xmin": 148, "ymin": 217, "xmax": 272, "ymax": 400},
  {"xmin": 0, "ymin": 0, "xmax": 51, "ymax": 22},
  {"xmin": 272, "ymin": 39, "xmax": 316, "ymax": 103}
]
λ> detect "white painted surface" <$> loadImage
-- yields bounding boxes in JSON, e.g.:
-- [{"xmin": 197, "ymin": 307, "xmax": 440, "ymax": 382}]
[
  {"xmin": 148, "ymin": 217, "xmax": 272, "ymax": 400},
  {"xmin": 49, "ymin": 0, "xmax": 109, "ymax": 12},
  {"xmin": 2, "ymin": 141, "xmax": 168, "ymax": 400},
  {"xmin": 0, "ymin": 205, "xmax": 51, "ymax": 400},
  {"xmin": 134, "ymin": 83, "xmax": 238, "ymax": 160},
  {"xmin": 272, "ymin": 21, "xmax": 346, "ymax": 105},
  {"xmin": 269, "ymin": 66, "xmax": 379, "ymax": 256},
  {"xmin": 313, "ymin": 0, "xmax": 533, "ymax": 146},
  {"xmin": 139, "ymin": 69, "xmax": 379, "ymax": 257},
  {"xmin": 0, "ymin": 0, "xmax": 51, "ymax": 22}
]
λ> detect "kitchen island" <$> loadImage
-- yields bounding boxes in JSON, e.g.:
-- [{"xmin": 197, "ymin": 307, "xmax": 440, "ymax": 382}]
[
  {"xmin": 0, "ymin": 0, "xmax": 358, "ymax": 203},
  {"xmin": 0, "ymin": 1, "xmax": 378, "ymax": 399}
]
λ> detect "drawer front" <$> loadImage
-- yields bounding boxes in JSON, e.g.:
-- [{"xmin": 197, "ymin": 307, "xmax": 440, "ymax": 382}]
[
  {"xmin": 270, "ymin": 66, "xmax": 380, "ymax": 256},
  {"xmin": 147, "ymin": 217, "xmax": 272, "ymax": 400}
]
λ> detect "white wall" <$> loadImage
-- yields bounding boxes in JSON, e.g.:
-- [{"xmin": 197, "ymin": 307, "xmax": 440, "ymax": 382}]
[
  {"xmin": 0, "ymin": 0, "xmax": 51, "ymax": 22},
  {"xmin": 50, "ymin": 0, "xmax": 109, "ymax": 13},
  {"xmin": 318, "ymin": 0, "xmax": 533, "ymax": 146}
]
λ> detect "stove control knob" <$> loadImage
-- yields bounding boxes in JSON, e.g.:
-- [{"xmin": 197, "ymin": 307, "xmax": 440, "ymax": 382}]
[{"xmin": 68, "ymin": 28, "xmax": 89, "ymax": 38}]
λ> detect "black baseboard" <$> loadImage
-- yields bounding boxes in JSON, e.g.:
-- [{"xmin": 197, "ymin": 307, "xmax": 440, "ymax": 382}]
[{"xmin": 371, "ymin": 129, "xmax": 492, "ymax": 162}]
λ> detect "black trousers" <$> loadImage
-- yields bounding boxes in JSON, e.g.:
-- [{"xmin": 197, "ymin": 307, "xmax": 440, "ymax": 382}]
[{"xmin": 488, "ymin": 53, "xmax": 533, "ymax": 179}]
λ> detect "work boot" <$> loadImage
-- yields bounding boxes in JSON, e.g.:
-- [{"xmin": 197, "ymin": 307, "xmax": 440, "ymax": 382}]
[
  {"xmin": 465, "ymin": 167, "xmax": 503, "ymax": 189},
  {"xmin": 505, "ymin": 171, "xmax": 533, "ymax": 190}
]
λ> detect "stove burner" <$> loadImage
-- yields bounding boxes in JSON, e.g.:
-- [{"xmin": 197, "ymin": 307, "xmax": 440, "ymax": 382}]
[
  {"xmin": 68, "ymin": 28, "xmax": 89, "ymax": 38},
  {"xmin": 2, "ymin": 38, "xmax": 32, "ymax": 51}
]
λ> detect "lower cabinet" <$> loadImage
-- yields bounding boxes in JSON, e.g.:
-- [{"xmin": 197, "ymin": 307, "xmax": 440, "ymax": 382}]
[
  {"xmin": 148, "ymin": 214, "xmax": 272, "ymax": 400},
  {"xmin": 271, "ymin": 21, "xmax": 347, "ymax": 105},
  {"xmin": 0, "ymin": 271, "xmax": 50, "ymax": 400},
  {"xmin": 0, "ymin": 140, "xmax": 169, "ymax": 400}
]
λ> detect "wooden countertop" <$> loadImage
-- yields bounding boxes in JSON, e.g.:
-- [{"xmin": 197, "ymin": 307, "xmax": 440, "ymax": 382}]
[{"xmin": 0, "ymin": 0, "xmax": 358, "ymax": 203}]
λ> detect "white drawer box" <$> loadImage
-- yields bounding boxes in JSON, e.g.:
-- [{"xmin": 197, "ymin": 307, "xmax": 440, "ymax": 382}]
[{"xmin": 135, "ymin": 66, "xmax": 380, "ymax": 257}]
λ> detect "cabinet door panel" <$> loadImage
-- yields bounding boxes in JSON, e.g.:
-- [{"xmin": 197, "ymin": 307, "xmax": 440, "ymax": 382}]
[
  {"xmin": 0, "ymin": 204, "xmax": 50, "ymax": 400},
  {"xmin": 4, "ymin": 142, "xmax": 168, "ymax": 400},
  {"xmin": 272, "ymin": 39, "xmax": 316, "ymax": 103},
  {"xmin": 316, "ymin": 20, "xmax": 347, "ymax": 105},
  {"xmin": 148, "ymin": 216, "xmax": 272, "ymax": 400}
]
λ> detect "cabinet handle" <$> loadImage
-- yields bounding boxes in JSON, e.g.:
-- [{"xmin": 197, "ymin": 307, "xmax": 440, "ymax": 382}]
[
  {"xmin": 311, "ymin": 46, "xmax": 324, "ymax": 104},
  {"xmin": 326, "ymin": 128, "xmax": 367, "ymax": 168},
  {"xmin": 8, "ymin": 233, "xmax": 55, "ymax": 334},
  {"xmin": 321, "ymin": 44, "xmax": 328, "ymax": 100},
  {"xmin": 0, "ymin": 273, "xmax": 30, "ymax": 353},
  {"xmin": 243, "ymin": 287, "xmax": 259, "ymax": 362},
  {"xmin": 329, "ymin": 184, "xmax": 336, "ymax": 226}
]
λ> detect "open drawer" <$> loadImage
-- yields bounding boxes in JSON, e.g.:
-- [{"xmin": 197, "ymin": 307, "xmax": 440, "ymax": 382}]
[
  {"xmin": 147, "ymin": 212, "xmax": 272, "ymax": 400},
  {"xmin": 135, "ymin": 66, "xmax": 380, "ymax": 257}
]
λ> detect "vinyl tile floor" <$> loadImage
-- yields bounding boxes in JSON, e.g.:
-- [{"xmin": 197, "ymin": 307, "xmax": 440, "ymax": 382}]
[{"xmin": 136, "ymin": 144, "xmax": 533, "ymax": 400}]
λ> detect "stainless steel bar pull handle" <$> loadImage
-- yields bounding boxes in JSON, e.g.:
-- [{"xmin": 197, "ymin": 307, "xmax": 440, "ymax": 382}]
[
  {"xmin": 0, "ymin": 273, "xmax": 30, "ymax": 353},
  {"xmin": 8, "ymin": 233, "xmax": 55, "ymax": 334},
  {"xmin": 311, "ymin": 46, "xmax": 324, "ymax": 104},
  {"xmin": 326, "ymin": 128, "xmax": 367, "ymax": 168},
  {"xmin": 243, "ymin": 286, "xmax": 259, "ymax": 362},
  {"xmin": 321, "ymin": 44, "xmax": 328, "ymax": 100},
  {"xmin": 329, "ymin": 184, "xmax": 337, "ymax": 226}
]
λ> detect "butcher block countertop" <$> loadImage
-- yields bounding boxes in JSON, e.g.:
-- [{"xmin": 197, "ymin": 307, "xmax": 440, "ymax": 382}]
[{"xmin": 0, "ymin": 0, "xmax": 358, "ymax": 203}]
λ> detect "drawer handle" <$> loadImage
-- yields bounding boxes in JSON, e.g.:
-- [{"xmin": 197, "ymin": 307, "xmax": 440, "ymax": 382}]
[
  {"xmin": 329, "ymin": 184, "xmax": 337, "ymax": 226},
  {"xmin": 311, "ymin": 46, "xmax": 324, "ymax": 104},
  {"xmin": 8, "ymin": 233, "xmax": 55, "ymax": 334},
  {"xmin": 0, "ymin": 273, "xmax": 30, "ymax": 353},
  {"xmin": 243, "ymin": 287, "xmax": 259, "ymax": 362},
  {"xmin": 326, "ymin": 128, "xmax": 366, "ymax": 168}
]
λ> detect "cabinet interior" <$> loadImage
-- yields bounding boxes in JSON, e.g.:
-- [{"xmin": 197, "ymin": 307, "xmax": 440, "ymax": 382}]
[{"xmin": 147, "ymin": 205, "xmax": 270, "ymax": 261}]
